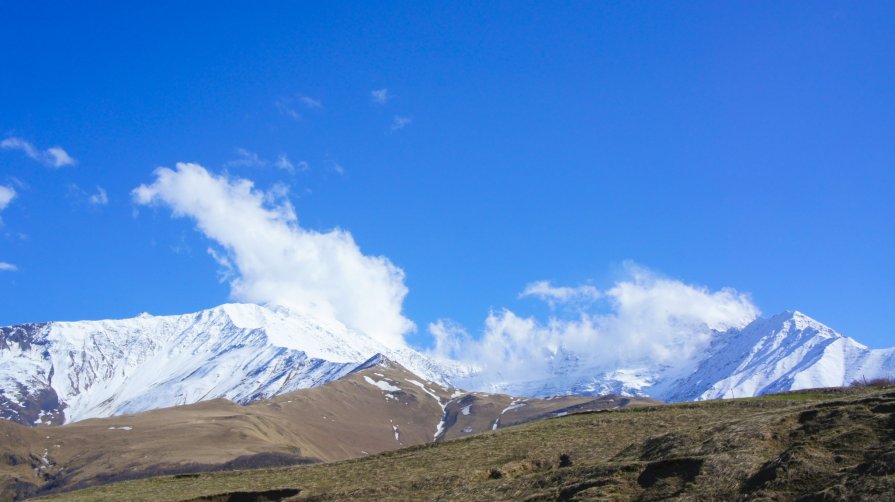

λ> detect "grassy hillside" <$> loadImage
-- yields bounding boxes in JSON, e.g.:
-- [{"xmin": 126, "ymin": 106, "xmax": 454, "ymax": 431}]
[
  {"xmin": 1, "ymin": 359, "xmax": 652, "ymax": 500},
  {"xmin": 37, "ymin": 386, "xmax": 895, "ymax": 501}
]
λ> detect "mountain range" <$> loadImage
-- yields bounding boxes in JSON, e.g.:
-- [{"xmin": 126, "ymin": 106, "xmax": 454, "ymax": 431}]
[
  {"xmin": 1, "ymin": 303, "xmax": 893, "ymax": 427},
  {"xmin": 0, "ymin": 355, "xmax": 657, "ymax": 498}
]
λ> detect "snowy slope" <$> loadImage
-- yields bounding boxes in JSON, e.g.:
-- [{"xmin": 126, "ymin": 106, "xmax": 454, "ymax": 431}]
[
  {"xmin": 0, "ymin": 303, "xmax": 452, "ymax": 424},
  {"xmin": 662, "ymin": 311, "xmax": 895, "ymax": 401}
]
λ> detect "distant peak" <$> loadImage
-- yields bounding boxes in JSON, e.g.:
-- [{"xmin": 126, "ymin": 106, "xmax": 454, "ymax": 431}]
[
  {"xmin": 136, "ymin": 312, "xmax": 153, "ymax": 318},
  {"xmin": 350, "ymin": 353, "xmax": 395, "ymax": 374}
]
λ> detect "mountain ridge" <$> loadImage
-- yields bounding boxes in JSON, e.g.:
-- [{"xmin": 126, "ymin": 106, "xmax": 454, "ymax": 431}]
[
  {"xmin": 0, "ymin": 303, "xmax": 455, "ymax": 425},
  {"xmin": 1, "ymin": 304, "xmax": 893, "ymax": 426}
]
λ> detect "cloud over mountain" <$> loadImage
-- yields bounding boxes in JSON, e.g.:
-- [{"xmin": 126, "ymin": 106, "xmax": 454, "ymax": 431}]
[
  {"xmin": 430, "ymin": 264, "xmax": 760, "ymax": 389},
  {"xmin": 133, "ymin": 162, "xmax": 414, "ymax": 347}
]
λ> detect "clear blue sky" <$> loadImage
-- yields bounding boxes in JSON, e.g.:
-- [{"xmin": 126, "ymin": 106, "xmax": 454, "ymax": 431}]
[{"xmin": 1, "ymin": 1, "xmax": 893, "ymax": 348}]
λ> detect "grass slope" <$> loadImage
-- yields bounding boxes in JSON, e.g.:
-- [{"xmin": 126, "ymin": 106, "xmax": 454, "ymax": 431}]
[{"xmin": 38, "ymin": 386, "xmax": 895, "ymax": 501}]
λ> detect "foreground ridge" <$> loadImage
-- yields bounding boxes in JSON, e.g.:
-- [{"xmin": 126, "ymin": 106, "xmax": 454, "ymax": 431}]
[{"xmin": 41, "ymin": 386, "xmax": 895, "ymax": 501}]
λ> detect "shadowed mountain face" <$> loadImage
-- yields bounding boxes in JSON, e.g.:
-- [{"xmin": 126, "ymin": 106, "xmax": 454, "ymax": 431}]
[{"xmin": 0, "ymin": 357, "xmax": 655, "ymax": 499}]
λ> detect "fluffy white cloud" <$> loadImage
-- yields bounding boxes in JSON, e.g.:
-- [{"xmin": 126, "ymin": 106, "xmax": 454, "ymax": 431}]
[
  {"xmin": 1, "ymin": 137, "xmax": 76, "ymax": 168},
  {"xmin": 370, "ymin": 88, "xmax": 390, "ymax": 104},
  {"xmin": 520, "ymin": 280, "xmax": 601, "ymax": 308},
  {"xmin": 88, "ymin": 186, "xmax": 109, "ymax": 205},
  {"xmin": 390, "ymin": 116, "xmax": 412, "ymax": 131},
  {"xmin": 132, "ymin": 162, "xmax": 414, "ymax": 347},
  {"xmin": 429, "ymin": 264, "xmax": 760, "ymax": 389},
  {"xmin": 0, "ymin": 262, "xmax": 16, "ymax": 272}
]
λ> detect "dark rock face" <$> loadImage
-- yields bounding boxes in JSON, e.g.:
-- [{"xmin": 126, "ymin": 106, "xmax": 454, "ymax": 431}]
[
  {"xmin": 0, "ymin": 323, "xmax": 66, "ymax": 426},
  {"xmin": 0, "ymin": 323, "xmax": 47, "ymax": 352}
]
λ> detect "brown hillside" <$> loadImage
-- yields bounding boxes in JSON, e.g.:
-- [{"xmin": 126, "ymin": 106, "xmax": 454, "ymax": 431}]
[
  {"xmin": 35, "ymin": 386, "xmax": 895, "ymax": 501},
  {"xmin": 0, "ymin": 358, "xmax": 650, "ymax": 500}
]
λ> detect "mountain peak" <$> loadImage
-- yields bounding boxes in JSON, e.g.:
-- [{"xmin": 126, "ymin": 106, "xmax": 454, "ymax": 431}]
[
  {"xmin": 764, "ymin": 309, "xmax": 833, "ymax": 334},
  {"xmin": 350, "ymin": 353, "xmax": 396, "ymax": 374}
]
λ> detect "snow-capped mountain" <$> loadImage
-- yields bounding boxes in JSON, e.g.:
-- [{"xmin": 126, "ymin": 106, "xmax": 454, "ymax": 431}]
[
  {"xmin": 451, "ymin": 310, "xmax": 895, "ymax": 402},
  {"xmin": 0, "ymin": 303, "xmax": 454, "ymax": 425},
  {"xmin": 1, "ymin": 305, "xmax": 893, "ymax": 426},
  {"xmin": 662, "ymin": 311, "xmax": 895, "ymax": 401}
]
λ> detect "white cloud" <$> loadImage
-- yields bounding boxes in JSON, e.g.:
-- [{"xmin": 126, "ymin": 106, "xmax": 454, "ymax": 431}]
[
  {"xmin": 45, "ymin": 147, "xmax": 75, "ymax": 167},
  {"xmin": 0, "ymin": 262, "xmax": 16, "ymax": 272},
  {"xmin": 370, "ymin": 88, "xmax": 390, "ymax": 105},
  {"xmin": 1, "ymin": 137, "xmax": 76, "ymax": 168},
  {"xmin": 429, "ymin": 319, "xmax": 472, "ymax": 360},
  {"xmin": 224, "ymin": 148, "xmax": 266, "ymax": 168},
  {"xmin": 88, "ymin": 186, "xmax": 109, "ymax": 205},
  {"xmin": 429, "ymin": 264, "xmax": 760, "ymax": 390},
  {"xmin": 132, "ymin": 162, "xmax": 414, "ymax": 347},
  {"xmin": 390, "ymin": 116, "xmax": 412, "ymax": 131},
  {"xmin": 520, "ymin": 280, "xmax": 601, "ymax": 309}
]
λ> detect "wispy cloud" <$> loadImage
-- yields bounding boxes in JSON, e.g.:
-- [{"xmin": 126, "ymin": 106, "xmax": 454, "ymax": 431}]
[
  {"xmin": 88, "ymin": 186, "xmax": 109, "ymax": 205},
  {"xmin": 275, "ymin": 98, "xmax": 302, "ymax": 120},
  {"xmin": 274, "ymin": 154, "xmax": 295, "ymax": 173},
  {"xmin": 520, "ymin": 280, "xmax": 602, "ymax": 309},
  {"xmin": 370, "ymin": 88, "xmax": 390, "ymax": 105},
  {"xmin": 224, "ymin": 148, "xmax": 267, "ymax": 168},
  {"xmin": 276, "ymin": 94, "xmax": 323, "ymax": 120},
  {"xmin": 0, "ymin": 262, "xmax": 17, "ymax": 272},
  {"xmin": 1, "ymin": 137, "xmax": 76, "ymax": 168},
  {"xmin": 390, "ymin": 115, "xmax": 413, "ymax": 131},
  {"xmin": 299, "ymin": 96, "xmax": 323, "ymax": 109},
  {"xmin": 132, "ymin": 163, "xmax": 413, "ymax": 347},
  {"xmin": 327, "ymin": 159, "xmax": 345, "ymax": 175},
  {"xmin": 274, "ymin": 154, "xmax": 309, "ymax": 174}
]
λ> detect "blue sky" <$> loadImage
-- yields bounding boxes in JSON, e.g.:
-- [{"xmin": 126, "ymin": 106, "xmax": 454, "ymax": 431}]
[{"xmin": 1, "ymin": 2, "xmax": 893, "ymax": 349}]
